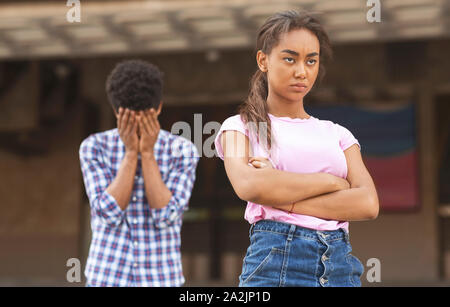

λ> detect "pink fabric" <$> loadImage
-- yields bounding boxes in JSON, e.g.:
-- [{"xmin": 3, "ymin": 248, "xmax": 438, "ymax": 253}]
[{"xmin": 214, "ymin": 113, "xmax": 361, "ymax": 231}]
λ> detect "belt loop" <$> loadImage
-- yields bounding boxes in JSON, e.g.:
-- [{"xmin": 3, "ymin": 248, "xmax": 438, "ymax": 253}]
[
  {"xmin": 341, "ymin": 228, "xmax": 350, "ymax": 244},
  {"xmin": 249, "ymin": 223, "xmax": 255, "ymax": 238},
  {"xmin": 287, "ymin": 224, "xmax": 296, "ymax": 241}
]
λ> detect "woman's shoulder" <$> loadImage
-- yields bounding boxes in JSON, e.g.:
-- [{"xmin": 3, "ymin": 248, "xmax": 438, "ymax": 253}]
[
  {"xmin": 221, "ymin": 114, "xmax": 244, "ymax": 124},
  {"xmin": 220, "ymin": 114, "xmax": 248, "ymax": 130},
  {"xmin": 313, "ymin": 117, "xmax": 348, "ymax": 130}
]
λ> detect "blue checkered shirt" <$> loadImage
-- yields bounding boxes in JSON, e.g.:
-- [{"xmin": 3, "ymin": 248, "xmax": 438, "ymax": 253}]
[{"xmin": 79, "ymin": 128, "xmax": 199, "ymax": 287}]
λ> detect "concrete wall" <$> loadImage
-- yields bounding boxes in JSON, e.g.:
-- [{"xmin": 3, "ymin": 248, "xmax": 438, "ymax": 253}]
[{"xmin": 0, "ymin": 93, "xmax": 84, "ymax": 285}]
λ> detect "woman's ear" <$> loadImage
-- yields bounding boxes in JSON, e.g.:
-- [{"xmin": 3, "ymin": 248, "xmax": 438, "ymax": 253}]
[{"xmin": 256, "ymin": 50, "xmax": 268, "ymax": 73}]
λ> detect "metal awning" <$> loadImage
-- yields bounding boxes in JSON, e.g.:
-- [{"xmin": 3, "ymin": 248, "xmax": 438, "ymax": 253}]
[{"xmin": 0, "ymin": 0, "xmax": 448, "ymax": 59}]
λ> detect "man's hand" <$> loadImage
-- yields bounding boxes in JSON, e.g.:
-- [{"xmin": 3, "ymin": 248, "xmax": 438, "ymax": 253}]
[
  {"xmin": 138, "ymin": 108, "xmax": 160, "ymax": 155},
  {"xmin": 117, "ymin": 107, "xmax": 139, "ymax": 154},
  {"xmin": 138, "ymin": 108, "xmax": 172, "ymax": 209}
]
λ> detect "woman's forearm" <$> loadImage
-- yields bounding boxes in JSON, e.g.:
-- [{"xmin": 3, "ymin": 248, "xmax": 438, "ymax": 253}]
[
  {"xmin": 222, "ymin": 131, "xmax": 349, "ymax": 206},
  {"xmin": 274, "ymin": 186, "xmax": 379, "ymax": 221},
  {"xmin": 242, "ymin": 167, "xmax": 349, "ymax": 206}
]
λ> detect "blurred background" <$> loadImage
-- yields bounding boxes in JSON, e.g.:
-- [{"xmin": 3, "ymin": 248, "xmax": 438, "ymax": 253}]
[{"xmin": 0, "ymin": 0, "xmax": 449, "ymax": 287}]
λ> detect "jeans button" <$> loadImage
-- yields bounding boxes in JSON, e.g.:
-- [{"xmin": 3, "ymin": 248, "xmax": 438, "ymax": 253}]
[
  {"xmin": 321, "ymin": 254, "xmax": 329, "ymax": 262},
  {"xmin": 320, "ymin": 277, "xmax": 328, "ymax": 285}
]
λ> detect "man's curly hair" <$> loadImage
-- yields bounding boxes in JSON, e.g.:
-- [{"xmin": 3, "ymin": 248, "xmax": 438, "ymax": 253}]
[{"xmin": 106, "ymin": 59, "xmax": 164, "ymax": 113}]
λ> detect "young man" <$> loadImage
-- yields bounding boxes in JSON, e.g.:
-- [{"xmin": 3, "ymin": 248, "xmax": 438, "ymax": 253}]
[{"xmin": 79, "ymin": 60, "xmax": 199, "ymax": 286}]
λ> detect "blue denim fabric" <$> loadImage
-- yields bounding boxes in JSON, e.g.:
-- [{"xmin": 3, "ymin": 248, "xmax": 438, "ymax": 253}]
[{"xmin": 239, "ymin": 220, "xmax": 364, "ymax": 287}]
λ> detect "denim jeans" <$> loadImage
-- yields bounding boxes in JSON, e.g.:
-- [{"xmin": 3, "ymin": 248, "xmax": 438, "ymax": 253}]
[{"xmin": 239, "ymin": 220, "xmax": 364, "ymax": 287}]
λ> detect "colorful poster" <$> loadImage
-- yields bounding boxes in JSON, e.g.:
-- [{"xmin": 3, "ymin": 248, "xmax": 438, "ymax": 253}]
[{"xmin": 309, "ymin": 103, "xmax": 419, "ymax": 211}]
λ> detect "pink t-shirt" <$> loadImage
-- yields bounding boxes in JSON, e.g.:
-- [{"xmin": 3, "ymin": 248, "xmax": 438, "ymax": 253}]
[{"xmin": 214, "ymin": 113, "xmax": 361, "ymax": 232}]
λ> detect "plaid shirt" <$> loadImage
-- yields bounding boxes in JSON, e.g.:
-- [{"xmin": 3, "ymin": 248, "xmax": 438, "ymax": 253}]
[{"xmin": 79, "ymin": 128, "xmax": 199, "ymax": 287}]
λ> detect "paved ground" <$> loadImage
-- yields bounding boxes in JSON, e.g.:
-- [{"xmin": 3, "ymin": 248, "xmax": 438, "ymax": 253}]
[{"xmin": 1, "ymin": 279, "xmax": 450, "ymax": 287}]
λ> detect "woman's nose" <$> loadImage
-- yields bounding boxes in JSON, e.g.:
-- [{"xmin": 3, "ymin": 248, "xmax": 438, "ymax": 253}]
[{"xmin": 294, "ymin": 64, "xmax": 306, "ymax": 79}]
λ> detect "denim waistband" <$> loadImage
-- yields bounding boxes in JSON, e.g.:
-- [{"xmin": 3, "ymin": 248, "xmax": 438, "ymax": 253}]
[{"xmin": 251, "ymin": 219, "xmax": 349, "ymax": 243}]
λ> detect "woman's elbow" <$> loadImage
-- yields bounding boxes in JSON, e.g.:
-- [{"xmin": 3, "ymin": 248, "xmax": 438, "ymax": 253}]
[
  {"xmin": 232, "ymin": 177, "xmax": 260, "ymax": 203},
  {"xmin": 365, "ymin": 194, "xmax": 379, "ymax": 220}
]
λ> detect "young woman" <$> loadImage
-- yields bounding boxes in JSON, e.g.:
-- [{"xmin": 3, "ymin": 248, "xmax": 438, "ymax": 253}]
[{"xmin": 214, "ymin": 11, "xmax": 379, "ymax": 287}]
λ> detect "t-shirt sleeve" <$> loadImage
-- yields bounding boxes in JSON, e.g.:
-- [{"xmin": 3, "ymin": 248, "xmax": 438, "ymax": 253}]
[
  {"xmin": 214, "ymin": 115, "xmax": 249, "ymax": 160},
  {"xmin": 335, "ymin": 123, "xmax": 361, "ymax": 151}
]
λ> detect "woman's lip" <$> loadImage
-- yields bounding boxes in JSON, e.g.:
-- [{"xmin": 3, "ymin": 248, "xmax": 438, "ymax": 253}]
[{"xmin": 291, "ymin": 85, "xmax": 308, "ymax": 91}]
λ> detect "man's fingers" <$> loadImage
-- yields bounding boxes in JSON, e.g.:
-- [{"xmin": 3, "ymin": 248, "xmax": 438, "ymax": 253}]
[
  {"xmin": 145, "ymin": 109, "xmax": 156, "ymax": 132},
  {"xmin": 144, "ymin": 109, "xmax": 157, "ymax": 134},
  {"xmin": 150, "ymin": 109, "xmax": 160, "ymax": 130},
  {"xmin": 138, "ymin": 110, "xmax": 147, "ymax": 134},
  {"xmin": 121, "ymin": 108, "xmax": 130, "ymax": 132},
  {"xmin": 125, "ymin": 110, "xmax": 135, "ymax": 135},
  {"xmin": 137, "ymin": 118, "xmax": 143, "ymax": 134},
  {"xmin": 123, "ymin": 110, "xmax": 131, "ymax": 134},
  {"xmin": 119, "ymin": 108, "xmax": 159, "ymax": 138},
  {"xmin": 130, "ymin": 113, "xmax": 138, "ymax": 134},
  {"xmin": 117, "ymin": 107, "xmax": 123, "ymax": 131},
  {"xmin": 141, "ymin": 111, "xmax": 152, "ymax": 135}
]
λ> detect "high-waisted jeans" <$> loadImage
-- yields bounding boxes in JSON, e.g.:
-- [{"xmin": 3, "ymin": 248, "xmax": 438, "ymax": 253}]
[{"xmin": 239, "ymin": 220, "xmax": 364, "ymax": 287}]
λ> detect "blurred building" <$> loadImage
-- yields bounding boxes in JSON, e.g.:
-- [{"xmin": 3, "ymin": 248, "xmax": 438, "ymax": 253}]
[{"xmin": 0, "ymin": 0, "xmax": 449, "ymax": 286}]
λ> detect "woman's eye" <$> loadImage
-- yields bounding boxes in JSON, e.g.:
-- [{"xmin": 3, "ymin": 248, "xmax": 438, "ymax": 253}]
[
  {"xmin": 307, "ymin": 59, "xmax": 317, "ymax": 65},
  {"xmin": 283, "ymin": 57, "xmax": 295, "ymax": 63}
]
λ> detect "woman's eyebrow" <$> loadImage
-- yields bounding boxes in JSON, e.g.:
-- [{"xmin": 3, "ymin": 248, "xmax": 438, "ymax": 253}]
[
  {"xmin": 281, "ymin": 49, "xmax": 319, "ymax": 57},
  {"xmin": 306, "ymin": 52, "xmax": 319, "ymax": 57},
  {"xmin": 281, "ymin": 49, "xmax": 299, "ymax": 56}
]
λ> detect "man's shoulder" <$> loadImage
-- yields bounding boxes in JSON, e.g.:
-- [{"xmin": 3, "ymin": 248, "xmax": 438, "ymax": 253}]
[
  {"xmin": 80, "ymin": 128, "xmax": 119, "ymax": 154},
  {"xmin": 160, "ymin": 129, "xmax": 199, "ymax": 159},
  {"xmin": 160, "ymin": 129, "xmax": 192, "ymax": 146}
]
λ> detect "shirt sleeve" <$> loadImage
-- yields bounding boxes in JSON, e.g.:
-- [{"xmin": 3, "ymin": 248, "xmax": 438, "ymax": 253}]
[
  {"xmin": 335, "ymin": 123, "xmax": 361, "ymax": 151},
  {"xmin": 151, "ymin": 138, "xmax": 200, "ymax": 229},
  {"xmin": 79, "ymin": 135, "xmax": 125, "ymax": 227},
  {"xmin": 214, "ymin": 115, "xmax": 249, "ymax": 160}
]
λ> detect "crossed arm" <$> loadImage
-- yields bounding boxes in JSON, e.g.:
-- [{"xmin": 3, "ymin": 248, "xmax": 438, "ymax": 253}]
[{"xmin": 221, "ymin": 130, "xmax": 379, "ymax": 221}]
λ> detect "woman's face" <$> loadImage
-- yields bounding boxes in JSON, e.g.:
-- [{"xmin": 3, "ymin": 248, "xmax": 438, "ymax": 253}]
[{"xmin": 257, "ymin": 28, "xmax": 320, "ymax": 104}]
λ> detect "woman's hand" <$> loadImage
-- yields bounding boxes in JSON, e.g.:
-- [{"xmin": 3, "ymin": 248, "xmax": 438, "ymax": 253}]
[
  {"xmin": 250, "ymin": 156, "xmax": 349, "ymax": 191},
  {"xmin": 249, "ymin": 156, "xmax": 274, "ymax": 169}
]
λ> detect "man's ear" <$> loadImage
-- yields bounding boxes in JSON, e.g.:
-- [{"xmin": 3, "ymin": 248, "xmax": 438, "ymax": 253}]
[{"xmin": 156, "ymin": 101, "xmax": 163, "ymax": 116}]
